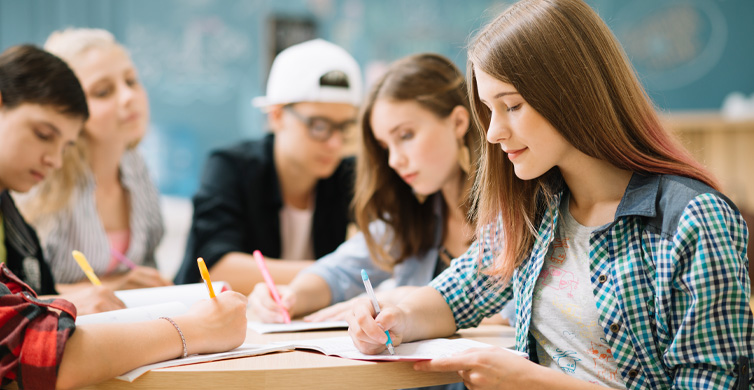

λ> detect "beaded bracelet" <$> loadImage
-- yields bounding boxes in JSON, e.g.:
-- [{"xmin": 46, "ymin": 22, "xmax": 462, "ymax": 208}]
[{"xmin": 159, "ymin": 317, "xmax": 188, "ymax": 358}]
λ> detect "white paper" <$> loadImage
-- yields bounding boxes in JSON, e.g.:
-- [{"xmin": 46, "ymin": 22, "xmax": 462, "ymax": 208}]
[
  {"xmin": 116, "ymin": 343, "xmax": 291, "ymax": 382},
  {"xmin": 75, "ymin": 302, "xmax": 189, "ymax": 325},
  {"xmin": 247, "ymin": 320, "xmax": 348, "ymax": 334},
  {"xmin": 114, "ymin": 282, "xmax": 228, "ymax": 308},
  {"xmin": 277, "ymin": 336, "xmax": 528, "ymax": 361}
]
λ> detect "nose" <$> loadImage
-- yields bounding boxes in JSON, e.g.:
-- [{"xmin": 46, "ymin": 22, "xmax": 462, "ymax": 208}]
[
  {"xmin": 486, "ymin": 110, "xmax": 510, "ymax": 145},
  {"xmin": 324, "ymin": 130, "xmax": 345, "ymax": 150},
  {"xmin": 43, "ymin": 147, "xmax": 64, "ymax": 170},
  {"xmin": 119, "ymin": 81, "xmax": 136, "ymax": 106},
  {"xmin": 387, "ymin": 146, "xmax": 406, "ymax": 171}
]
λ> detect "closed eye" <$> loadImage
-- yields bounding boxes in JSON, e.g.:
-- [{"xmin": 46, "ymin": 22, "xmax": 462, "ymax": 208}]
[{"xmin": 507, "ymin": 104, "xmax": 522, "ymax": 112}]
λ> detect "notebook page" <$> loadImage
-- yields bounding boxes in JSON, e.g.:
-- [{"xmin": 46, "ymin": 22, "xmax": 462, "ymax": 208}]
[
  {"xmin": 247, "ymin": 320, "xmax": 348, "ymax": 334},
  {"xmin": 114, "ymin": 282, "xmax": 228, "ymax": 308},
  {"xmin": 116, "ymin": 343, "xmax": 292, "ymax": 382},
  {"xmin": 279, "ymin": 336, "xmax": 527, "ymax": 361},
  {"xmin": 75, "ymin": 302, "xmax": 189, "ymax": 325}
]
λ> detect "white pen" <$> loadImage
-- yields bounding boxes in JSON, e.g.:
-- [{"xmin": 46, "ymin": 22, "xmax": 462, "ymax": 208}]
[{"xmin": 361, "ymin": 269, "xmax": 395, "ymax": 355}]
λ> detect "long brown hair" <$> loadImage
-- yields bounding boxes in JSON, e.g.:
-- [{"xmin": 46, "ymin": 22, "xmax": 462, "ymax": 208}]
[
  {"xmin": 356, "ymin": 53, "xmax": 479, "ymax": 270},
  {"xmin": 468, "ymin": 0, "xmax": 718, "ymax": 280}
]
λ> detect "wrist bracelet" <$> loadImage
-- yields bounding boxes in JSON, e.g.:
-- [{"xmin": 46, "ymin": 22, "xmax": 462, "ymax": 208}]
[{"xmin": 160, "ymin": 316, "xmax": 188, "ymax": 358}]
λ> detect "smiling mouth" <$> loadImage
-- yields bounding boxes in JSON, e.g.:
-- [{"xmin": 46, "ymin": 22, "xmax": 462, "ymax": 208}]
[{"xmin": 505, "ymin": 148, "xmax": 527, "ymax": 160}]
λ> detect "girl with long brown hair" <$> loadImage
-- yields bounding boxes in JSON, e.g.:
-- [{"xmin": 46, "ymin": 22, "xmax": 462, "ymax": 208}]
[
  {"xmin": 249, "ymin": 53, "xmax": 513, "ymax": 326},
  {"xmin": 346, "ymin": 1, "xmax": 752, "ymax": 389}
]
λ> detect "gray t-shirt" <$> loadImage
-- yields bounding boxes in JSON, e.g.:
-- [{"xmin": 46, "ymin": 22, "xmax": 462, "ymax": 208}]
[{"xmin": 530, "ymin": 196, "xmax": 627, "ymax": 389}]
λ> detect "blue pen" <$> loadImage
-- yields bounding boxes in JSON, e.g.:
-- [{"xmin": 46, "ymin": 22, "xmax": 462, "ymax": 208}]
[{"xmin": 361, "ymin": 269, "xmax": 395, "ymax": 355}]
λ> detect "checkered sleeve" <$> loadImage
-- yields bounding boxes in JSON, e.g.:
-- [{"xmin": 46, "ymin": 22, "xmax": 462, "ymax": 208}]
[
  {"xmin": 663, "ymin": 193, "xmax": 753, "ymax": 389},
  {"xmin": 430, "ymin": 222, "xmax": 513, "ymax": 329},
  {"xmin": 0, "ymin": 264, "xmax": 76, "ymax": 390}
]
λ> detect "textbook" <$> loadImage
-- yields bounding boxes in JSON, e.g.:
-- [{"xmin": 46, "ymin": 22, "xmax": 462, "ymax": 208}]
[
  {"xmin": 116, "ymin": 343, "xmax": 291, "ymax": 382},
  {"xmin": 273, "ymin": 336, "xmax": 528, "ymax": 361},
  {"xmin": 247, "ymin": 320, "xmax": 348, "ymax": 334}
]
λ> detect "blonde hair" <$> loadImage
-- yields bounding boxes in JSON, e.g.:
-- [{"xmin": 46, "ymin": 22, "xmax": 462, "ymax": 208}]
[
  {"xmin": 22, "ymin": 28, "xmax": 129, "ymax": 224},
  {"xmin": 468, "ymin": 0, "xmax": 717, "ymax": 281}
]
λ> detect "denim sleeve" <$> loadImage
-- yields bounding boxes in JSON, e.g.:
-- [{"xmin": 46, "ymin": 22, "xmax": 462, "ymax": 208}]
[{"xmin": 301, "ymin": 221, "xmax": 393, "ymax": 304}]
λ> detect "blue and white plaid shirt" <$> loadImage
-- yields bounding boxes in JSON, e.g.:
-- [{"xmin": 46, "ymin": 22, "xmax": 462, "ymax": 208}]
[{"xmin": 431, "ymin": 174, "xmax": 753, "ymax": 389}]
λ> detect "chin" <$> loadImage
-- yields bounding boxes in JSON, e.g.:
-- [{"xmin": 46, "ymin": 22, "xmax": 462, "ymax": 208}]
[
  {"xmin": 311, "ymin": 164, "xmax": 339, "ymax": 179},
  {"xmin": 513, "ymin": 167, "xmax": 539, "ymax": 181}
]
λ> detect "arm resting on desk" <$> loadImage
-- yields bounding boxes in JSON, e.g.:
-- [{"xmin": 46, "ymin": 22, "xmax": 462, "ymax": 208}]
[{"xmin": 210, "ymin": 252, "xmax": 314, "ymax": 295}]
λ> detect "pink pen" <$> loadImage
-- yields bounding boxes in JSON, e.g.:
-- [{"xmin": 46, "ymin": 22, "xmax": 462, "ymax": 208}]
[
  {"xmin": 110, "ymin": 248, "xmax": 137, "ymax": 270},
  {"xmin": 253, "ymin": 250, "xmax": 291, "ymax": 323}
]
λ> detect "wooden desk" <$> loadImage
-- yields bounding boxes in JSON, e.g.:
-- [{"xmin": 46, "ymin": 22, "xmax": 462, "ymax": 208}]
[{"xmin": 81, "ymin": 325, "xmax": 516, "ymax": 390}]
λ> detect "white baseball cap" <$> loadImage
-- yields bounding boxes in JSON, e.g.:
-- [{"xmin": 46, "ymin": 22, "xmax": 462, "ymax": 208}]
[{"xmin": 252, "ymin": 39, "xmax": 363, "ymax": 108}]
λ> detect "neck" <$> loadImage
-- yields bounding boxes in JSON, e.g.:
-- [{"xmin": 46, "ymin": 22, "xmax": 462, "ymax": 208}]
[
  {"xmin": 273, "ymin": 146, "xmax": 317, "ymax": 210},
  {"xmin": 440, "ymin": 167, "xmax": 466, "ymax": 219},
  {"xmin": 87, "ymin": 139, "xmax": 127, "ymax": 191},
  {"xmin": 559, "ymin": 153, "xmax": 632, "ymax": 225}
]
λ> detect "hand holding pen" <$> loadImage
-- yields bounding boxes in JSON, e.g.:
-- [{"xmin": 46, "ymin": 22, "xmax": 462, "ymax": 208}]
[
  {"xmin": 359, "ymin": 269, "xmax": 395, "ymax": 355},
  {"xmin": 253, "ymin": 250, "xmax": 291, "ymax": 323}
]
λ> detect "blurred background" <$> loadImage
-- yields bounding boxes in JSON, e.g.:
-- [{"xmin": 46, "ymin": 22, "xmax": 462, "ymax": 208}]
[{"xmin": 2, "ymin": 0, "xmax": 753, "ymax": 273}]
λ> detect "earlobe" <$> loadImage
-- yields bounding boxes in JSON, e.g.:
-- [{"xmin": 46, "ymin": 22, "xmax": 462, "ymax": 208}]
[
  {"xmin": 451, "ymin": 105, "xmax": 470, "ymax": 139},
  {"xmin": 266, "ymin": 105, "xmax": 284, "ymax": 132}
]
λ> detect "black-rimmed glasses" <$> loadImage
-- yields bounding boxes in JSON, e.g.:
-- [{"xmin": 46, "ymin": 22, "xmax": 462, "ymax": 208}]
[{"xmin": 283, "ymin": 105, "xmax": 357, "ymax": 142}]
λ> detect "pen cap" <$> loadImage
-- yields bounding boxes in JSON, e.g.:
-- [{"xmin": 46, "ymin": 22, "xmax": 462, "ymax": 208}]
[{"xmin": 361, "ymin": 269, "xmax": 369, "ymax": 281}]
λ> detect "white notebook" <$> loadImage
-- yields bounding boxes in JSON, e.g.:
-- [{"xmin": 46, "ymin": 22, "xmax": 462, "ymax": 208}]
[
  {"xmin": 116, "ymin": 343, "xmax": 291, "ymax": 382},
  {"xmin": 114, "ymin": 282, "xmax": 228, "ymax": 308},
  {"xmin": 75, "ymin": 302, "xmax": 189, "ymax": 325},
  {"xmin": 274, "ymin": 336, "xmax": 528, "ymax": 361},
  {"xmin": 247, "ymin": 320, "xmax": 348, "ymax": 334}
]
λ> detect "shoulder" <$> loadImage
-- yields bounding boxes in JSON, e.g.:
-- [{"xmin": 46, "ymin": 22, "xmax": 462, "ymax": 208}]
[
  {"xmin": 322, "ymin": 156, "xmax": 356, "ymax": 187},
  {"xmin": 207, "ymin": 136, "xmax": 273, "ymax": 169},
  {"xmin": 653, "ymin": 175, "xmax": 739, "ymax": 237}
]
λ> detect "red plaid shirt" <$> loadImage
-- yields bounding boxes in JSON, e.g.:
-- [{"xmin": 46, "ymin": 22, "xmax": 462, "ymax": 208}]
[{"xmin": 0, "ymin": 263, "xmax": 76, "ymax": 389}]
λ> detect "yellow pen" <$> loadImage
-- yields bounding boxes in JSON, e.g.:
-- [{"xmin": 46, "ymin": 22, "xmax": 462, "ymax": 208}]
[
  {"xmin": 197, "ymin": 257, "xmax": 216, "ymax": 298},
  {"xmin": 71, "ymin": 250, "xmax": 102, "ymax": 286}
]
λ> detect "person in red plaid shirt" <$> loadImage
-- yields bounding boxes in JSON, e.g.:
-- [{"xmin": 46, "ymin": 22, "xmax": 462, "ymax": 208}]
[{"xmin": 0, "ymin": 45, "xmax": 248, "ymax": 389}]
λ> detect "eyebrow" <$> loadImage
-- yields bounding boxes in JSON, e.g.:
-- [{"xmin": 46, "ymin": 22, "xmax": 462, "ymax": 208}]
[{"xmin": 494, "ymin": 92, "xmax": 520, "ymax": 98}]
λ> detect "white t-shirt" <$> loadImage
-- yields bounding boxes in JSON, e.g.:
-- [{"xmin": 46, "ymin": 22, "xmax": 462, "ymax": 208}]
[{"xmin": 530, "ymin": 195, "xmax": 627, "ymax": 389}]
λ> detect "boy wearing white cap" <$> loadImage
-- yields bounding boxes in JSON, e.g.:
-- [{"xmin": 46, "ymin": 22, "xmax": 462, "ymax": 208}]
[{"xmin": 175, "ymin": 39, "xmax": 362, "ymax": 293}]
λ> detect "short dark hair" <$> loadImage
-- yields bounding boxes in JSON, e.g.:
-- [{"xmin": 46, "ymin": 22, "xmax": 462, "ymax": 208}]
[{"xmin": 0, "ymin": 44, "xmax": 88, "ymax": 119}]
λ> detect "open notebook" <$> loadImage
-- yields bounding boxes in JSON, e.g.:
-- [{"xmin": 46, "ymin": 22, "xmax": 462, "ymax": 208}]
[
  {"xmin": 274, "ymin": 336, "xmax": 528, "ymax": 362},
  {"xmin": 247, "ymin": 320, "xmax": 348, "ymax": 334},
  {"xmin": 116, "ymin": 343, "xmax": 291, "ymax": 382},
  {"xmin": 76, "ymin": 282, "xmax": 228, "ymax": 325}
]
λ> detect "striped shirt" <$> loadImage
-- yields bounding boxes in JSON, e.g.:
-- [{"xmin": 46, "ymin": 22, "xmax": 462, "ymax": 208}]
[
  {"xmin": 430, "ymin": 174, "xmax": 753, "ymax": 389},
  {"xmin": 34, "ymin": 149, "xmax": 164, "ymax": 284}
]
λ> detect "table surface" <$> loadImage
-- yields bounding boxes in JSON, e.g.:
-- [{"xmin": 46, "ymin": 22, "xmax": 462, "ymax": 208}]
[{"xmin": 79, "ymin": 323, "xmax": 516, "ymax": 390}]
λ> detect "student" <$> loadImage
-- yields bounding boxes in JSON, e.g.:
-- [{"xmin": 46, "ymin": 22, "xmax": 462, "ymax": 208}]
[
  {"xmin": 175, "ymin": 39, "xmax": 361, "ymax": 294},
  {"xmin": 250, "ymin": 53, "xmax": 496, "ymax": 323},
  {"xmin": 19, "ymin": 28, "xmax": 170, "ymax": 292},
  {"xmin": 0, "ymin": 44, "xmax": 248, "ymax": 390},
  {"xmin": 346, "ymin": 1, "xmax": 753, "ymax": 389}
]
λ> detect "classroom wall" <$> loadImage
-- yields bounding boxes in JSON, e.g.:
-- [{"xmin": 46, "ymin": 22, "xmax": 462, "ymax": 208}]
[{"xmin": 1, "ymin": 0, "xmax": 752, "ymax": 197}]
